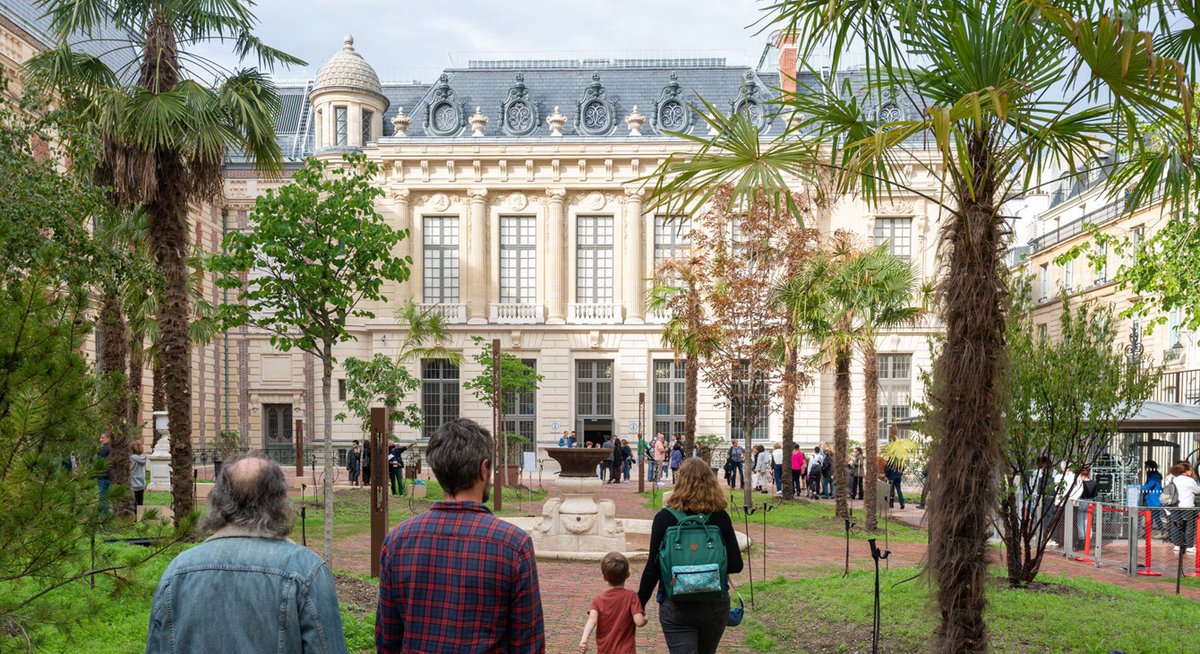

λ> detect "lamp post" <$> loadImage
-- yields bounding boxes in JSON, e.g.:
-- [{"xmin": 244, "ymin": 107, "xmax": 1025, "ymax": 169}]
[
  {"xmin": 148, "ymin": 411, "xmax": 172, "ymax": 491},
  {"xmin": 1125, "ymin": 324, "xmax": 1144, "ymax": 373}
]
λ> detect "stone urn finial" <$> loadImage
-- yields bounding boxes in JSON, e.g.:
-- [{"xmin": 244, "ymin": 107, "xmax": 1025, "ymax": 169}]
[
  {"xmin": 390, "ymin": 106, "xmax": 412, "ymax": 137},
  {"xmin": 469, "ymin": 106, "xmax": 488, "ymax": 137},
  {"xmin": 625, "ymin": 104, "xmax": 645, "ymax": 136},
  {"xmin": 546, "ymin": 106, "xmax": 566, "ymax": 136}
]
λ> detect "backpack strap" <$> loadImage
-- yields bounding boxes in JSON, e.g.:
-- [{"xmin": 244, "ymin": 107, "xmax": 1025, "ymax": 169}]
[{"xmin": 665, "ymin": 508, "xmax": 709, "ymax": 525}]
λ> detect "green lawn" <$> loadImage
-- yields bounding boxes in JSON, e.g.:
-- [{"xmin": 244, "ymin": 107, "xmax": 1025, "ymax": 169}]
[
  {"xmin": 742, "ymin": 566, "xmax": 1200, "ymax": 653},
  {"xmin": 641, "ymin": 492, "xmax": 927, "ymax": 543}
]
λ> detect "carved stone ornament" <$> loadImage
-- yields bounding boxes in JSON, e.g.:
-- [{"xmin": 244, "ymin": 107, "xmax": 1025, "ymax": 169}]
[
  {"xmin": 585, "ymin": 191, "xmax": 606, "ymax": 210},
  {"xmin": 624, "ymin": 105, "xmax": 646, "ymax": 136},
  {"xmin": 430, "ymin": 193, "xmax": 450, "ymax": 211},
  {"xmin": 425, "ymin": 74, "xmax": 464, "ymax": 137},
  {"xmin": 508, "ymin": 192, "xmax": 528, "ymax": 211},
  {"xmin": 575, "ymin": 73, "xmax": 615, "ymax": 136},
  {"xmin": 731, "ymin": 71, "xmax": 766, "ymax": 132},
  {"xmin": 876, "ymin": 200, "xmax": 916, "ymax": 215},
  {"xmin": 546, "ymin": 106, "xmax": 566, "ymax": 136},
  {"xmin": 388, "ymin": 187, "xmax": 411, "ymax": 202},
  {"xmin": 390, "ymin": 106, "xmax": 412, "ymax": 137},
  {"xmin": 469, "ymin": 106, "xmax": 489, "ymax": 137},
  {"xmin": 500, "ymin": 73, "xmax": 539, "ymax": 137},
  {"xmin": 654, "ymin": 72, "xmax": 692, "ymax": 133}
]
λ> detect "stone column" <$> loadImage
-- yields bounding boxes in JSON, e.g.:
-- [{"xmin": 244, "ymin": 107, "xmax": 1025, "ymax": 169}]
[
  {"xmin": 348, "ymin": 104, "xmax": 364, "ymax": 147},
  {"xmin": 545, "ymin": 188, "xmax": 567, "ymax": 324},
  {"xmin": 623, "ymin": 188, "xmax": 645, "ymax": 324},
  {"xmin": 467, "ymin": 187, "xmax": 489, "ymax": 324},
  {"xmin": 390, "ymin": 187, "xmax": 412, "ymax": 301},
  {"xmin": 322, "ymin": 106, "xmax": 334, "ymax": 149}
]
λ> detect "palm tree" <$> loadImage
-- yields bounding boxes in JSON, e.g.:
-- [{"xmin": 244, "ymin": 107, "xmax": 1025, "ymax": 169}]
[
  {"xmin": 647, "ymin": 256, "xmax": 713, "ymax": 455},
  {"xmin": 394, "ymin": 300, "xmax": 461, "ymax": 365},
  {"xmin": 649, "ymin": 2, "xmax": 1189, "ymax": 647},
  {"xmin": 27, "ymin": 1, "xmax": 301, "ymax": 524}
]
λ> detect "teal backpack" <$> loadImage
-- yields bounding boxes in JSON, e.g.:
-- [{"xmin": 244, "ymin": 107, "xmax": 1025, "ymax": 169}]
[{"xmin": 658, "ymin": 508, "xmax": 728, "ymax": 602}]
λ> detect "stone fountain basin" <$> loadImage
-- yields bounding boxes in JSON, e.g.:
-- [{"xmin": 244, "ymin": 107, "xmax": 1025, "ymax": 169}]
[{"xmin": 499, "ymin": 516, "xmax": 750, "ymax": 562}]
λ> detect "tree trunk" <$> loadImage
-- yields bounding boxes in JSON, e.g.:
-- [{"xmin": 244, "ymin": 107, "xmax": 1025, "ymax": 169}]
[
  {"xmin": 833, "ymin": 348, "xmax": 851, "ymax": 519},
  {"xmin": 148, "ymin": 167, "xmax": 194, "ymax": 527},
  {"xmin": 864, "ymin": 346, "xmax": 880, "ymax": 531},
  {"xmin": 929, "ymin": 133, "xmax": 1004, "ymax": 653},
  {"xmin": 684, "ymin": 356, "xmax": 698, "ymax": 456},
  {"xmin": 150, "ymin": 353, "xmax": 164, "ymax": 449},
  {"xmin": 99, "ymin": 290, "xmax": 134, "ymax": 516},
  {"xmin": 128, "ymin": 332, "xmax": 145, "ymax": 445},
  {"xmin": 780, "ymin": 330, "xmax": 798, "ymax": 500},
  {"xmin": 322, "ymin": 341, "xmax": 335, "ymax": 565}
]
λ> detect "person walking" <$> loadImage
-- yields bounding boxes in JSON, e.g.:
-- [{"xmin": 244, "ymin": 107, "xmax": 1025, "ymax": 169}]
[
  {"xmin": 790, "ymin": 446, "xmax": 806, "ymax": 497},
  {"xmin": 807, "ymin": 447, "xmax": 824, "ymax": 500},
  {"xmin": 849, "ymin": 447, "xmax": 865, "ymax": 501},
  {"xmin": 346, "ymin": 441, "xmax": 361, "ymax": 486},
  {"xmin": 1164, "ymin": 461, "xmax": 1200, "ymax": 554},
  {"xmin": 1141, "ymin": 460, "xmax": 1164, "ymax": 533},
  {"xmin": 387, "ymin": 444, "xmax": 409, "ymax": 496},
  {"xmin": 377, "ymin": 418, "xmax": 544, "ymax": 653},
  {"xmin": 601, "ymin": 435, "xmax": 616, "ymax": 482},
  {"xmin": 361, "ymin": 440, "xmax": 372, "ymax": 486},
  {"xmin": 637, "ymin": 457, "xmax": 744, "ymax": 654},
  {"xmin": 771, "ymin": 443, "xmax": 784, "ymax": 495},
  {"xmin": 129, "ymin": 440, "xmax": 148, "ymax": 507},
  {"xmin": 96, "ymin": 433, "xmax": 112, "ymax": 514},
  {"xmin": 726, "ymin": 439, "xmax": 745, "ymax": 490},
  {"xmin": 146, "ymin": 453, "xmax": 348, "ymax": 653},
  {"xmin": 885, "ymin": 457, "xmax": 907, "ymax": 509},
  {"xmin": 578, "ymin": 552, "xmax": 647, "ymax": 654},
  {"xmin": 652, "ymin": 434, "xmax": 667, "ymax": 482},
  {"xmin": 753, "ymin": 445, "xmax": 770, "ymax": 492},
  {"xmin": 669, "ymin": 443, "xmax": 683, "ymax": 484},
  {"xmin": 820, "ymin": 445, "xmax": 835, "ymax": 499},
  {"xmin": 610, "ymin": 437, "xmax": 627, "ymax": 485}
]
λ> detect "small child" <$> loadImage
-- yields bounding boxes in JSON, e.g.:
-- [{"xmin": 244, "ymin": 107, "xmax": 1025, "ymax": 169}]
[{"xmin": 578, "ymin": 551, "xmax": 647, "ymax": 654}]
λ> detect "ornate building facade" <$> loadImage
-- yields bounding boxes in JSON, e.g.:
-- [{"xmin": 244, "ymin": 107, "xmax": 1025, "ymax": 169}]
[{"xmin": 194, "ymin": 34, "xmax": 948, "ymax": 462}]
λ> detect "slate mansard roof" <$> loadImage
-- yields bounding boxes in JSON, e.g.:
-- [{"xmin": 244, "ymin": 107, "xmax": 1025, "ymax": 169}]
[
  {"xmin": 1, "ymin": 1, "xmax": 137, "ymax": 75},
  {"xmin": 265, "ymin": 58, "xmax": 783, "ymax": 161}
]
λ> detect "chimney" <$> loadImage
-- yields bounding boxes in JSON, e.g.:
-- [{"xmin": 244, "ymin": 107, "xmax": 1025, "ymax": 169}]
[{"xmin": 774, "ymin": 30, "xmax": 799, "ymax": 95}]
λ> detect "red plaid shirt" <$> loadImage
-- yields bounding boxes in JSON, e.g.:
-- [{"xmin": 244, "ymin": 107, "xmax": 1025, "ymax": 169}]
[{"xmin": 376, "ymin": 501, "xmax": 545, "ymax": 653}]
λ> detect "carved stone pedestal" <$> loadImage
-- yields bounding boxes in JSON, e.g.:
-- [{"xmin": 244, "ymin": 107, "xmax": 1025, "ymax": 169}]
[{"xmin": 531, "ymin": 476, "xmax": 626, "ymax": 553}]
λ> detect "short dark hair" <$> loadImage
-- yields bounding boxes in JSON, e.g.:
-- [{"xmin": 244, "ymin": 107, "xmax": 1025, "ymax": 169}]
[
  {"xmin": 426, "ymin": 418, "xmax": 493, "ymax": 496},
  {"xmin": 601, "ymin": 551, "xmax": 630, "ymax": 585},
  {"xmin": 199, "ymin": 451, "xmax": 294, "ymax": 538}
]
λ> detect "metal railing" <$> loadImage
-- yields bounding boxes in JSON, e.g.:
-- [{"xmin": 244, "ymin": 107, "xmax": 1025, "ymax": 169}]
[
  {"xmin": 1153, "ymin": 368, "xmax": 1200, "ymax": 404},
  {"xmin": 1055, "ymin": 500, "xmax": 1200, "ymax": 581},
  {"xmin": 1029, "ymin": 200, "xmax": 1123, "ymax": 254}
]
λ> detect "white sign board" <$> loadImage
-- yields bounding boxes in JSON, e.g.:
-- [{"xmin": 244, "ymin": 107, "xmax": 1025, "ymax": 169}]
[
  {"xmin": 550, "ymin": 420, "xmax": 561, "ymax": 432},
  {"xmin": 629, "ymin": 421, "xmax": 639, "ymax": 432},
  {"xmin": 522, "ymin": 451, "xmax": 537, "ymax": 471}
]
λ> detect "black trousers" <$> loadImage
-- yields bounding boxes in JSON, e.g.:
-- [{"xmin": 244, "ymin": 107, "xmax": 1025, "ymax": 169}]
[{"xmin": 389, "ymin": 468, "xmax": 403, "ymax": 495}]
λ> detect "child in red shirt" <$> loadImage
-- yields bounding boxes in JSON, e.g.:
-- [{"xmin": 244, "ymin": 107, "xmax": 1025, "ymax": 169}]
[{"xmin": 579, "ymin": 551, "xmax": 647, "ymax": 654}]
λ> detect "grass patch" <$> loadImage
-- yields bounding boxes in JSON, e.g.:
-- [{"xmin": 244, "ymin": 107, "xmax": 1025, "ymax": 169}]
[
  {"xmin": 640, "ymin": 492, "xmax": 926, "ymax": 543},
  {"xmin": 741, "ymin": 566, "xmax": 1200, "ymax": 653}
]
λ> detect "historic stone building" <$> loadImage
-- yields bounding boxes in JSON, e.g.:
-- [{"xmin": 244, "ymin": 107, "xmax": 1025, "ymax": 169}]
[{"xmin": 196, "ymin": 34, "xmax": 947, "ymax": 462}]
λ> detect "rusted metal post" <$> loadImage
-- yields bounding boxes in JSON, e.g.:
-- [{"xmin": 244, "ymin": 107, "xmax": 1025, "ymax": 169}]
[
  {"xmin": 294, "ymin": 419, "xmax": 304, "ymax": 477},
  {"xmin": 492, "ymin": 339, "xmax": 503, "ymax": 512},
  {"xmin": 370, "ymin": 407, "xmax": 388, "ymax": 578},
  {"xmin": 638, "ymin": 392, "xmax": 645, "ymax": 493}
]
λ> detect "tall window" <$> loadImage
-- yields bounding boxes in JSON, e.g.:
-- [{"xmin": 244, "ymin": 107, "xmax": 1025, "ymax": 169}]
[
  {"xmin": 878, "ymin": 354, "xmax": 912, "ymax": 439},
  {"xmin": 874, "ymin": 218, "xmax": 912, "ymax": 259},
  {"xmin": 653, "ymin": 360, "xmax": 686, "ymax": 438},
  {"xmin": 421, "ymin": 359, "xmax": 459, "ymax": 438},
  {"xmin": 335, "ymin": 106, "xmax": 348, "ymax": 146},
  {"xmin": 576, "ymin": 216, "xmax": 614, "ymax": 304},
  {"xmin": 1096, "ymin": 242, "xmax": 1108, "ymax": 284},
  {"xmin": 1039, "ymin": 263, "xmax": 1049, "ymax": 300},
  {"xmin": 503, "ymin": 359, "xmax": 537, "ymax": 443},
  {"xmin": 654, "ymin": 216, "xmax": 691, "ymax": 274},
  {"xmin": 423, "ymin": 217, "xmax": 459, "ymax": 304},
  {"xmin": 1063, "ymin": 260, "xmax": 1073, "ymax": 292},
  {"xmin": 730, "ymin": 361, "xmax": 769, "ymax": 441},
  {"xmin": 1169, "ymin": 308, "xmax": 1183, "ymax": 347},
  {"xmin": 361, "ymin": 110, "xmax": 373, "ymax": 144},
  {"xmin": 500, "ymin": 216, "xmax": 536, "ymax": 304},
  {"xmin": 576, "ymin": 359, "xmax": 613, "ymax": 417},
  {"xmin": 1132, "ymin": 226, "xmax": 1144, "ymax": 255}
]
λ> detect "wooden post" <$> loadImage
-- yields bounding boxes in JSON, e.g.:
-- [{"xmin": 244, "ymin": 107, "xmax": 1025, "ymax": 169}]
[
  {"xmin": 638, "ymin": 392, "xmax": 646, "ymax": 493},
  {"xmin": 294, "ymin": 419, "xmax": 304, "ymax": 478},
  {"xmin": 370, "ymin": 407, "xmax": 388, "ymax": 578},
  {"xmin": 492, "ymin": 339, "xmax": 503, "ymax": 512}
]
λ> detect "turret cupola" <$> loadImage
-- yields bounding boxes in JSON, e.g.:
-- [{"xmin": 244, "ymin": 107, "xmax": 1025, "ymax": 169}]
[{"xmin": 310, "ymin": 35, "xmax": 389, "ymax": 150}]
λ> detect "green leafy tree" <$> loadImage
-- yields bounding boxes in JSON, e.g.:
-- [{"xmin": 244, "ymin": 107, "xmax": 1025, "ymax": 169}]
[
  {"xmin": 998, "ymin": 280, "xmax": 1158, "ymax": 587},
  {"xmin": 647, "ymin": 259, "xmax": 710, "ymax": 455},
  {"xmin": 648, "ymin": 1, "xmax": 1190, "ymax": 647},
  {"xmin": 211, "ymin": 154, "xmax": 410, "ymax": 564},
  {"xmin": 335, "ymin": 354, "xmax": 423, "ymax": 440},
  {"xmin": 464, "ymin": 337, "xmax": 543, "ymax": 472},
  {"xmin": 26, "ymin": 0, "xmax": 303, "ymax": 525}
]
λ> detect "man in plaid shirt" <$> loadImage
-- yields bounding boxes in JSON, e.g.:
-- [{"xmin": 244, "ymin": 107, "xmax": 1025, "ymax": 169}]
[{"xmin": 377, "ymin": 418, "xmax": 545, "ymax": 653}]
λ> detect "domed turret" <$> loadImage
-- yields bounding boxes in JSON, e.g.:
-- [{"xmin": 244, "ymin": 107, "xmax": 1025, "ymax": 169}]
[{"xmin": 310, "ymin": 35, "xmax": 389, "ymax": 150}]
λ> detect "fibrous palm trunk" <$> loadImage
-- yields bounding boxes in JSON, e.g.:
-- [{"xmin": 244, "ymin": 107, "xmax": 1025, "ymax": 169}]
[
  {"xmin": 98, "ymin": 291, "xmax": 133, "ymax": 516},
  {"xmin": 780, "ymin": 329, "xmax": 798, "ymax": 500},
  {"xmin": 683, "ymin": 289, "xmax": 700, "ymax": 455},
  {"xmin": 129, "ymin": 333, "xmax": 145, "ymax": 443},
  {"xmin": 928, "ymin": 133, "xmax": 1004, "ymax": 653},
  {"xmin": 864, "ymin": 345, "xmax": 880, "ymax": 531},
  {"xmin": 833, "ymin": 347, "xmax": 850, "ymax": 518}
]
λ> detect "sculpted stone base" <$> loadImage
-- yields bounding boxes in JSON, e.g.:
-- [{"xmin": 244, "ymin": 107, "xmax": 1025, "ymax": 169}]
[{"xmin": 530, "ymin": 476, "xmax": 627, "ymax": 554}]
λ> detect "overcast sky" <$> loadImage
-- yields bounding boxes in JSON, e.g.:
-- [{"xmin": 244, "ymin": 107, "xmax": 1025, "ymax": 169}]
[{"xmin": 197, "ymin": 0, "xmax": 772, "ymax": 82}]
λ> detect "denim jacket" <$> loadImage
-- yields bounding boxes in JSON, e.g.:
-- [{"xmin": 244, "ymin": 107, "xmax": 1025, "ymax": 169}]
[{"xmin": 146, "ymin": 528, "xmax": 347, "ymax": 654}]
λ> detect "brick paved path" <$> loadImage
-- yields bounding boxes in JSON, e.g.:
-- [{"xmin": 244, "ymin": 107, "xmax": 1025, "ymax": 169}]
[{"xmin": 331, "ymin": 477, "xmax": 1200, "ymax": 653}]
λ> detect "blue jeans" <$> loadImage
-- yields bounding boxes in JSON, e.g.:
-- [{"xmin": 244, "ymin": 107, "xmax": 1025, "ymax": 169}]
[
  {"xmin": 772, "ymin": 464, "xmax": 783, "ymax": 492},
  {"xmin": 889, "ymin": 476, "xmax": 905, "ymax": 508},
  {"xmin": 822, "ymin": 475, "xmax": 833, "ymax": 498},
  {"xmin": 97, "ymin": 478, "xmax": 111, "ymax": 514}
]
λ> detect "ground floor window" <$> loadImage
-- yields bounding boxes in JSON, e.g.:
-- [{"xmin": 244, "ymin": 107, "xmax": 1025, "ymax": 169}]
[{"xmin": 422, "ymin": 359, "xmax": 460, "ymax": 439}]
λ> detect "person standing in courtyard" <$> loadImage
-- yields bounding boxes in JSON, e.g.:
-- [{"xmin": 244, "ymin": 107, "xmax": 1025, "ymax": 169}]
[
  {"xmin": 726, "ymin": 439, "xmax": 745, "ymax": 490},
  {"xmin": 638, "ymin": 457, "xmax": 743, "ymax": 654},
  {"xmin": 129, "ymin": 440, "xmax": 147, "ymax": 507},
  {"xmin": 578, "ymin": 552, "xmax": 647, "ymax": 654},
  {"xmin": 146, "ymin": 452, "xmax": 347, "ymax": 654},
  {"xmin": 346, "ymin": 440, "xmax": 361, "ymax": 486},
  {"xmin": 790, "ymin": 446, "xmax": 806, "ymax": 497},
  {"xmin": 669, "ymin": 441, "xmax": 683, "ymax": 483},
  {"xmin": 362, "ymin": 440, "xmax": 371, "ymax": 486},
  {"xmin": 377, "ymin": 418, "xmax": 544, "ymax": 653},
  {"xmin": 753, "ymin": 444, "xmax": 770, "ymax": 492},
  {"xmin": 849, "ymin": 446, "xmax": 864, "ymax": 501},
  {"xmin": 95, "ymin": 433, "xmax": 112, "ymax": 514}
]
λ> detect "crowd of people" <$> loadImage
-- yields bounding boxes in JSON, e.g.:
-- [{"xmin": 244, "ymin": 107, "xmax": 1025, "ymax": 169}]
[{"xmin": 144, "ymin": 418, "xmax": 744, "ymax": 654}]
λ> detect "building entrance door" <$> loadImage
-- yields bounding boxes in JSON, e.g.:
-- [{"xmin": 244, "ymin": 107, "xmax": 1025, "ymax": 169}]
[
  {"xmin": 580, "ymin": 419, "xmax": 613, "ymax": 447},
  {"xmin": 263, "ymin": 404, "xmax": 295, "ymax": 465}
]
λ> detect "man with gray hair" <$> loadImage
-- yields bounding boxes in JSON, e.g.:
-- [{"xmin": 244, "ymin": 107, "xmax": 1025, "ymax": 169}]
[{"xmin": 146, "ymin": 452, "xmax": 347, "ymax": 653}]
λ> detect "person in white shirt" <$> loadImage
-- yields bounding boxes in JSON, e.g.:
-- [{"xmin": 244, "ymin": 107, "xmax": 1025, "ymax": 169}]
[
  {"xmin": 1165, "ymin": 461, "xmax": 1200, "ymax": 552},
  {"xmin": 770, "ymin": 443, "xmax": 785, "ymax": 495}
]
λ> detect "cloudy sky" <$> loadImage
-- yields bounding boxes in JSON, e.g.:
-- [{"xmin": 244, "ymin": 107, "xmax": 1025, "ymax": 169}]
[{"xmin": 199, "ymin": 0, "xmax": 772, "ymax": 81}]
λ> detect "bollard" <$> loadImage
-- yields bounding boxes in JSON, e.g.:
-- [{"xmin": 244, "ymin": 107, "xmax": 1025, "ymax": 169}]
[
  {"xmin": 1136, "ymin": 510, "xmax": 1162, "ymax": 577},
  {"xmin": 1074, "ymin": 503, "xmax": 1095, "ymax": 563}
]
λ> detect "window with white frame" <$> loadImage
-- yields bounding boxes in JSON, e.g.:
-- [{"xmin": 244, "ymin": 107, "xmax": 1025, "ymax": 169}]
[
  {"xmin": 421, "ymin": 359, "xmax": 459, "ymax": 439},
  {"xmin": 335, "ymin": 107, "xmax": 348, "ymax": 146},
  {"xmin": 1096, "ymin": 242, "xmax": 1108, "ymax": 284},
  {"xmin": 874, "ymin": 218, "xmax": 912, "ymax": 259},
  {"xmin": 576, "ymin": 360, "xmax": 614, "ymax": 417},
  {"xmin": 500, "ymin": 216, "xmax": 536, "ymax": 304},
  {"xmin": 730, "ymin": 360, "xmax": 770, "ymax": 441},
  {"xmin": 877, "ymin": 353, "xmax": 912, "ymax": 440},
  {"xmin": 653, "ymin": 216, "xmax": 691, "ymax": 271},
  {"xmin": 423, "ymin": 217, "xmax": 459, "ymax": 304},
  {"xmin": 653, "ymin": 360, "xmax": 686, "ymax": 438},
  {"xmin": 1039, "ymin": 264, "xmax": 1049, "ymax": 300},
  {"xmin": 361, "ymin": 110, "xmax": 373, "ymax": 144},
  {"xmin": 576, "ymin": 216, "xmax": 614, "ymax": 304},
  {"xmin": 1169, "ymin": 307, "xmax": 1183, "ymax": 347},
  {"xmin": 1063, "ymin": 260, "xmax": 1073, "ymax": 292}
]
